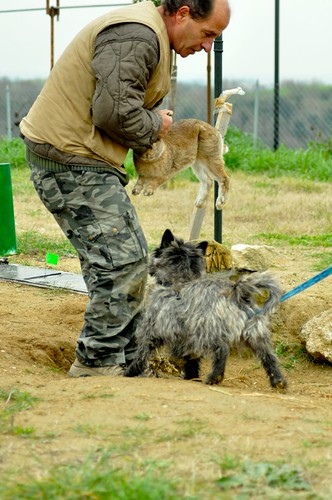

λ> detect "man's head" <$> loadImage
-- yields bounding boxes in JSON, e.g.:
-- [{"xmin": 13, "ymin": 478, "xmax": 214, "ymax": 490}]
[{"xmin": 160, "ymin": 0, "xmax": 231, "ymax": 57}]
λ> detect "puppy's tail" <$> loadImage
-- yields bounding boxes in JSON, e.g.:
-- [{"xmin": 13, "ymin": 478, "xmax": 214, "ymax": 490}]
[{"xmin": 232, "ymin": 271, "xmax": 282, "ymax": 316}]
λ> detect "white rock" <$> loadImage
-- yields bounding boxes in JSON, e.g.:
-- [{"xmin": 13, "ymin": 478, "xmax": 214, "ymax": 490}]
[
  {"xmin": 300, "ymin": 309, "xmax": 332, "ymax": 362},
  {"xmin": 231, "ymin": 244, "xmax": 276, "ymax": 271}
]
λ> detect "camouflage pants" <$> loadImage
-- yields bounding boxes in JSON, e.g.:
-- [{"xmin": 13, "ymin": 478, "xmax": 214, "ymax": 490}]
[{"xmin": 29, "ymin": 164, "xmax": 148, "ymax": 367}]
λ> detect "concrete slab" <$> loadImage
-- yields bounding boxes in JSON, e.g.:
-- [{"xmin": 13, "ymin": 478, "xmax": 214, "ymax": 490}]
[{"xmin": 0, "ymin": 263, "xmax": 87, "ymax": 294}]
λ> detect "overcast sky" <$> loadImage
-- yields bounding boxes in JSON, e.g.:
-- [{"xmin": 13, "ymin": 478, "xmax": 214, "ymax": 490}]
[{"xmin": 0, "ymin": 0, "xmax": 331, "ymax": 86}]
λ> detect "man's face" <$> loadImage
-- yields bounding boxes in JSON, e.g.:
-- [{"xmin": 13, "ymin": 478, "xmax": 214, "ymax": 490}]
[{"xmin": 172, "ymin": 1, "xmax": 230, "ymax": 57}]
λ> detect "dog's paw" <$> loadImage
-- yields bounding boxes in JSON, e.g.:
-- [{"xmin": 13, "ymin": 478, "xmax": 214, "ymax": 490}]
[
  {"xmin": 132, "ymin": 185, "xmax": 143, "ymax": 196},
  {"xmin": 271, "ymin": 378, "xmax": 288, "ymax": 390},
  {"xmin": 204, "ymin": 374, "xmax": 223, "ymax": 385},
  {"xmin": 143, "ymin": 188, "xmax": 155, "ymax": 196},
  {"xmin": 123, "ymin": 363, "xmax": 142, "ymax": 377},
  {"xmin": 215, "ymin": 196, "xmax": 226, "ymax": 210},
  {"xmin": 194, "ymin": 197, "xmax": 208, "ymax": 209}
]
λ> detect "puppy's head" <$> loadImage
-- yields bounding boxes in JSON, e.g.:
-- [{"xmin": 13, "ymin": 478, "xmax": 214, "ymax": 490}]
[{"xmin": 149, "ymin": 229, "xmax": 208, "ymax": 288}]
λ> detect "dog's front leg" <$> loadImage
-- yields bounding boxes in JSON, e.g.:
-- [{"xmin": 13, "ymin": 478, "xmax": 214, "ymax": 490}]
[
  {"xmin": 132, "ymin": 177, "xmax": 158, "ymax": 197},
  {"xmin": 124, "ymin": 337, "xmax": 163, "ymax": 377},
  {"xmin": 132, "ymin": 177, "xmax": 145, "ymax": 195},
  {"xmin": 205, "ymin": 343, "xmax": 229, "ymax": 385},
  {"xmin": 123, "ymin": 353, "xmax": 147, "ymax": 377},
  {"xmin": 183, "ymin": 357, "xmax": 200, "ymax": 380}
]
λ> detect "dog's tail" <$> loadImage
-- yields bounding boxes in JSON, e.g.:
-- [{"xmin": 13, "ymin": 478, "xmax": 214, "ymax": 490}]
[{"xmin": 232, "ymin": 271, "xmax": 282, "ymax": 316}]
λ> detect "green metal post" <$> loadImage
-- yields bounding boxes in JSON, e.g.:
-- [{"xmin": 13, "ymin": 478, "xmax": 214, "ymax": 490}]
[
  {"xmin": 274, "ymin": 0, "xmax": 280, "ymax": 151},
  {"xmin": 0, "ymin": 163, "xmax": 17, "ymax": 255},
  {"xmin": 214, "ymin": 34, "xmax": 223, "ymax": 243}
]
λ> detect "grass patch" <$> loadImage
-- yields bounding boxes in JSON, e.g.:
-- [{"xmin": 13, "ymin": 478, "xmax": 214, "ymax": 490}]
[
  {"xmin": 255, "ymin": 233, "xmax": 332, "ymax": 248},
  {"xmin": 0, "ymin": 388, "xmax": 39, "ymax": 435},
  {"xmin": 12, "ymin": 426, "xmax": 36, "ymax": 437},
  {"xmin": 174, "ymin": 417, "xmax": 207, "ymax": 439},
  {"xmin": 226, "ymin": 127, "xmax": 332, "ymax": 183},
  {"xmin": 0, "ymin": 451, "xmax": 180, "ymax": 499},
  {"xmin": 0, "ymin": 137, "xmax": 26, "ymax": 168},
  {"xmin": 73, "ymin": 424, "xmax": 104, "ymax": 437},
  {"xmin": 310, "ymin": 251, "xmax": 332, "ymax": 271},
  {"xmin": 17, "ymin": 230, "xmax": 75, "ymax": 257},
  {"xmin": 82, "ymin": 392, "xmax": 114, "ymax": 400},
  {"xmin": 121, "ymin": 425, "xmax": 151, "ymax": 441},
  {"xmin": 134, "ymin": 412, "xmax": 152, "ymax": 421},
  {"xmin": 275, "ymin": 343, "xmax": 313, "ymax": 370},
  {"xmin": 215, "ymin": 457, "xmax": 312, "ymax": 497},
  {"xmin": 155, "ymin": 417, "xmax": 209, "ymax": 444}
]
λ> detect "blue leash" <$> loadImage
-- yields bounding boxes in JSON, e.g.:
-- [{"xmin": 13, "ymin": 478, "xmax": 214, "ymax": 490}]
[
  {"xmin": 279, "ymin": 265, "xmax": 332, "ymax": 303},
  {"xmin": 253, "ymin": 265, "xmax": 332, "ymax": 317}
]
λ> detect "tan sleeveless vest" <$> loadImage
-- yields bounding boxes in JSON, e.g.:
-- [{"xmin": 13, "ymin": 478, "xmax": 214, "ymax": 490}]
[{"xmin": 20, "ymin": 2, "xmax": 171, "ymax": 172}]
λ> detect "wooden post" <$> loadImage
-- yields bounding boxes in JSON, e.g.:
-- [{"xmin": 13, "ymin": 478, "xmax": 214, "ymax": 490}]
[
  {"xmin": 188, "ymin": 88, "xmax": 244, "ymax": 241},
  {"xmin": 46, "ymin": 0, "xmax": 60, "ymax": 71}
]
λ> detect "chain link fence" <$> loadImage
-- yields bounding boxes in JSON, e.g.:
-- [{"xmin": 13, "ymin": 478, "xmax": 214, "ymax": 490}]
[
  {"xmin": 0, "ymin": 0, "xmax": 331, "ymax": 150},
  {"xmin": 1, "ymin": 76, "xmax": 330, "ymax": 150}
]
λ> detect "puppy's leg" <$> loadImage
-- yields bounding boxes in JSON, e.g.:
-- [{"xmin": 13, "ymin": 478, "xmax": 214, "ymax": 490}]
[
  {"xmin": 125, "ymin": 289, "xmax": 179, "ymax": 377},
  {"xmin": 124, "ymin": 336, "xmax": 163, "ymax": 377},
  {"xmin": 215, "ymin": 171, "xmax": 230, "ymax": 209},
  {"xmin": 192, "ymin": 160, "xmax": 229, "ymax": 210},
  {"xmin": 124, "ymin": 309, "xmax": 164, "ymax": 377},
  {"xmin": 205, "ymin": 342, "xmax": 229, "ymax": 385},
  {"xmin": 207, "ymin": 154, "xmax": 230, "ymax": 209},
  {"xmin": 183, "ymin": 357, "xmax": 200, "ymax": 380},
  {"xmin": 245, "ymin": 321, "xmax": 287, "ymax": 389},
  {"xmin": 132, "ymin": 176, "xmax": 145, "ymax": 195},
  {"xmin": 192, "ymin": 161, "xmax": 213, "ymax": 208}
]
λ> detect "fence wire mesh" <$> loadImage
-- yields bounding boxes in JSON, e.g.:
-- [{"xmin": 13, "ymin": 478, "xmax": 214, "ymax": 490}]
[
  {"xmin": 1, "ymin": 77, "xmax": 330, "ymax": 150},
  {"xmin": 0, "ymin": 1, "xmax": 331, "ymax": 150}
]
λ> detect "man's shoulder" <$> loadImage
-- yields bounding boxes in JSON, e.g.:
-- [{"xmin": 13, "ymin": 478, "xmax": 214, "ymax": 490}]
[{"xmin": 97, "ymin": 22, "xmax": 158, "ymax": 46}]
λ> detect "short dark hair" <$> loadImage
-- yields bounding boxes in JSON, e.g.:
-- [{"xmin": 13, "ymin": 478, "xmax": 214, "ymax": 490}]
[{"xmin": 162, "ymin": 0, "xmax": 214, "ymax": 20}]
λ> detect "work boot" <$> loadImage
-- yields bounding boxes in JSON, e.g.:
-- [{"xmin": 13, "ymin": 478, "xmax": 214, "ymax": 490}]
[{"xmin": 68, "ymin": 358, "xmax": 125, "ymax": 378}]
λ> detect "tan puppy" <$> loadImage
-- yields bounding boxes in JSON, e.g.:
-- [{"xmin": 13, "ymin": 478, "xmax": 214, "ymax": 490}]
[{"xmin": 132, "ymin": 119, "xmax": 230, "ymax": 209}]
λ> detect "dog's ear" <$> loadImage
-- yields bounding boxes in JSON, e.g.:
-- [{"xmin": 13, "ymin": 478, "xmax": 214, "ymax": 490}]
[
  {"xmin": 161, "ymin": 229, "xmax": 175, "ymax": 247},
  {"xmin": 196, "ymin": 240, "xmax": 208, "ymax": 256}
]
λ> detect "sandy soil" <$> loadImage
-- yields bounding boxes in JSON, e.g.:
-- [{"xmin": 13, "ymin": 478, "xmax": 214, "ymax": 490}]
[{"xmin": 0, "ymin": 174, "xmax": 331, "ymax": 497}]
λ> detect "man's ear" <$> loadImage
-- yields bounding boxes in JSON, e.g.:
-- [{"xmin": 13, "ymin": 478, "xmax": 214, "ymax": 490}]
[{"xmin": 175, "ymin": 5, "xmax": 190, "ymax": 22}]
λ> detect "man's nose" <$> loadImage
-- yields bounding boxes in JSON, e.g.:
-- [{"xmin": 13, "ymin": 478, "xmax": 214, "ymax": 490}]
[{"xmin": 201, "ymin": 41, "xmax": 213, "ymax": 53}]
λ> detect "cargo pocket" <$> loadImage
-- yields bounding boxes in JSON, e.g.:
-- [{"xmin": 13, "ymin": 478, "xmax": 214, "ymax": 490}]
[
  {"xmin": 74, "ymin": 209, "xmax": 148, "ymax": 269},
  {"xmin": 102, "ymin": 208, "xmax": 148, "ymax": 268}
]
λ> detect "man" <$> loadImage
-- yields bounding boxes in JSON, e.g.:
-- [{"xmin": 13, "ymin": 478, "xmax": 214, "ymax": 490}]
[{"xmin": 20, "ymin": 0, "xmax": 231, "ymax": 377}]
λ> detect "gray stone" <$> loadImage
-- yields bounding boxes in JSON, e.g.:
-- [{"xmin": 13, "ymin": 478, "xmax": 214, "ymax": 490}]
[{"xmin": 299, "ymin": 309, "xmax": 332, "ymax": 362}]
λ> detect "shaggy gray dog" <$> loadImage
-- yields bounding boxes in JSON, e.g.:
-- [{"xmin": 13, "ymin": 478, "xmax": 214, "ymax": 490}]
[{"xmin": 124, "ymin": 229, "xmax": 287, "ymax": 389}]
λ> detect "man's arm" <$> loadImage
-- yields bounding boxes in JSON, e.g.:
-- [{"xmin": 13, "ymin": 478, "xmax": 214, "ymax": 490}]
[{"xmin": 92, "ymin": 23, "xmax": 167, "ymax": 154}]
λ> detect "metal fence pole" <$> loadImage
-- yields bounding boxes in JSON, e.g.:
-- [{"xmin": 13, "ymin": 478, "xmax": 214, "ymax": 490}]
[
  {"xmin": 274, "ymin": 0, "xmax": 280, "ymax": 151},
  {"xmin": 213, "ymin": 34, "xmax": 223, "ymax": 243},
  {"xmin": 6, "ymin": 85, "xmax": 12, "ymax": 140},
  {"xmin": 253, "ymin": 79, "xmax": 259, "ymax": 148}
]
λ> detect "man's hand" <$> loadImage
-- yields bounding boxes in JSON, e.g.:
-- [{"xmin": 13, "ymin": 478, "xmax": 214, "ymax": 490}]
[{"xmin": 157, "ymin": 109, "xmax": 173, "ymax": 137}]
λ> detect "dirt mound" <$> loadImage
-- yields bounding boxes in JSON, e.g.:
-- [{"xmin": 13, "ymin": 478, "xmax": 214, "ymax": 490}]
[{"xmin": 0, "ymin": 254, "xmax": 331, "ymax": 498}]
